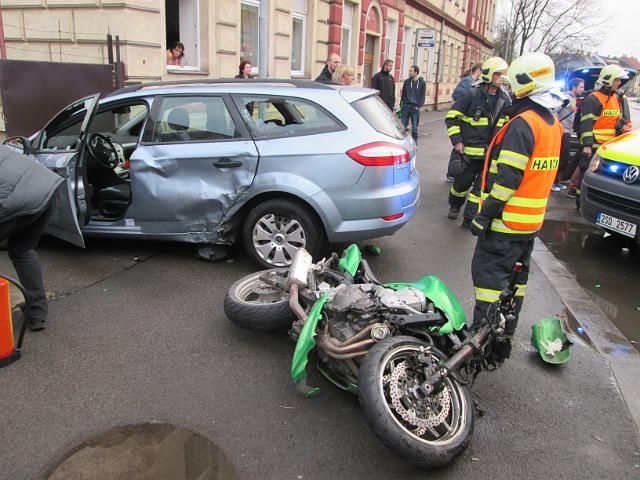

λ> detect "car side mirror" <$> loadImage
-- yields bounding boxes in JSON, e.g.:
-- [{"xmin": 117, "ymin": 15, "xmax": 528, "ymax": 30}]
[{"xmin": 3, "ymin": 136, "xmax": 34, "ymax": 155}]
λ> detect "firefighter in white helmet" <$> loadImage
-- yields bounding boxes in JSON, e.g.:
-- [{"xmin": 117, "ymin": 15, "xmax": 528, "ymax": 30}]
[
  {"xmin": 469, "ymin": 52, "xmax": 565, "ymax": 362},
  {"xmin": 445, "ymin": 56, "xmax": 511, "ymax": 228}
]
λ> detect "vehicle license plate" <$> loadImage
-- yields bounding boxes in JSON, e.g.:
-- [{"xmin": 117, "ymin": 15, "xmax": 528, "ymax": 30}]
[{"xmin": 596, "ymin": 212, "xmax": 637, "ymax": 238}]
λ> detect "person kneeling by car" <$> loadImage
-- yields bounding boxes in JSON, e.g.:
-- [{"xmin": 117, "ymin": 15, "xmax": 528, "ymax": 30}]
[{"xmin": 0, "ymin": 144, "xmax": 62, "ymax": 331}]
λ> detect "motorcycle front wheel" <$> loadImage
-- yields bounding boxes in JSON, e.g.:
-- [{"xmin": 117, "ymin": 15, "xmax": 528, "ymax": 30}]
[
  {"xmin": 359, "ymin": 336, "xmax": 474, "ymax": 468},
  {"xmin": 224, "ymin": 269, "xmax": 295, "ymax": 331}
]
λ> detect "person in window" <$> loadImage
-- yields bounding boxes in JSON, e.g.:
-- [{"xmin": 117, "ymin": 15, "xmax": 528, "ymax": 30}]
[
  {"xmin": 235, "ymin": 60, "xmax": 253, "ymax": 79},
  {"xmin": 315, "ymin": 53, "xmax": 341, "ymax": 82},
  {"xmin": 372, "ymin": 59, "xmax": 396, "ymax": 110},
  {"xmin": 0, "ymin": 145, "xmax": 63, "ymax": 331},
  {"xmin": 166, "ymin": 41, "xmax": 185, "ymax": 66},
  {"xmin": 332, "ymin": 65, "xmax": 354, "ymax": 85}
]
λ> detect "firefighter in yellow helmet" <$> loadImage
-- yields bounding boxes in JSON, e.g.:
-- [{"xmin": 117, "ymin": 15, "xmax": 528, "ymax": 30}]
[
  {"xmin": 568, "ymin": 64, "xmax": 631, "ymax": 201},
  {"xmin": 445, "ymin": 56, "xmax": 511, "ymax": 227},
  {"xmin": 468, "ymin": 52, "xmax": 564, "ymax": 362}
]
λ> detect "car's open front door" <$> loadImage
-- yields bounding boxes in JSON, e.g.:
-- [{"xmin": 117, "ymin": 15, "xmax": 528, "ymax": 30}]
[{"xmin": 30, "ymin": 94, "xmax": 101, "ymax": 248}]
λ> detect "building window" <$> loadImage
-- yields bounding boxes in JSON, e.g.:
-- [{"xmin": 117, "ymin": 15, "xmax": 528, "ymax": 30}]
[
  {"xmin": 342, "ymin": 2, "xmax": 354, "ymax": 65},
  {"xmin": 291, "ymin": 0, "xmax": 307, "ymax": 76},
  {"xmin": 165, "ymin": 0, "xmax": 200, "ymax": 70},
  {"xmin": 401, "ymin": 27, "xmax": 412, "ymax": 77},
  {"xmin": 241, "ymin": 0, "xmax": 260, "ymax": 72},
  {"xmin": 385, "ymin": 19, "xmax": 397, "ymax": 65}
]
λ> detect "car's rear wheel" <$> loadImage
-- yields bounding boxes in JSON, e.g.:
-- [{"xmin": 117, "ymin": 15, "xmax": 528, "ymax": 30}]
[{"xmin": 242, "ymin": 199, "xmax": 323, "ymax": 268}]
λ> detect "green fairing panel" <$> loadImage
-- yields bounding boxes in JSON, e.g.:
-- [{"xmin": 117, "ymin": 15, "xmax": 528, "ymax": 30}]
[
  {"xmin": 385, "ymin": 276, "xmax": 466, "ymax": 334},
  {"xmin": 338, "ymin": 244, "xmax": 362, "ymax": 277},
  {"xmin": 291, "ymin": 293, "xmax": 329, "ymax": 383}
]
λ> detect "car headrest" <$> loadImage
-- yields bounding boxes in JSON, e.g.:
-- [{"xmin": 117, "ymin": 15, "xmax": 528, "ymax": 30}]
[{"xmin": 167, "ymin": 108, "xmax": 190, "ymax": 132}]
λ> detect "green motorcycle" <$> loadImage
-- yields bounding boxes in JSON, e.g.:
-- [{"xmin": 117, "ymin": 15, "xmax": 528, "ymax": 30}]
[{"xmin": 224, "ymin": 245, "xmax": 522, "ymax": 467}]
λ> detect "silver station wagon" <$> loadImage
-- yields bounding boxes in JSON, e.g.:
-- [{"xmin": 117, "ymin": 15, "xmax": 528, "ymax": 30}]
[{"xmin": 10, "ymin": 79, "xmax": 420, "ymax": 267}]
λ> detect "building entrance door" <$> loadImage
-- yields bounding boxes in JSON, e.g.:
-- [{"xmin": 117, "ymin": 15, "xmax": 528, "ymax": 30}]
[{"xmin": 363, "ymin": 35, "xmax": 377, "ymax": 88}]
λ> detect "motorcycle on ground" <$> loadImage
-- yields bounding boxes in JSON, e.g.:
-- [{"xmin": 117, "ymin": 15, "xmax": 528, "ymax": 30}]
[{"xmin": 224, "ymin": 245, "xmax": 521, "ymax": 467}]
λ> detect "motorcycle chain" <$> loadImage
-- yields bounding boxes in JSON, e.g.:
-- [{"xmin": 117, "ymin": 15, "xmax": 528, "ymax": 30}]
[{"xmin": 388, "ymin": 361, "xmax": 451, "ymax": 430}]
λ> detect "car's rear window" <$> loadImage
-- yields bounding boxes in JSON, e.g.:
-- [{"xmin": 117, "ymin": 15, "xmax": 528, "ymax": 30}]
[{"xmin": 352, "ymin": 95, "xmax": 405, "ymax": 140}]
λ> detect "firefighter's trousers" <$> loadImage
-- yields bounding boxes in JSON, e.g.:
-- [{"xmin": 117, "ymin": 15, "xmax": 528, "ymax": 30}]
[
  {"xmin": 470, "ymin": 234, "xmax": 534, "ymax": 330},
  {"xmin": 448, "ymin": 154, "xmax": 484, "ymax": 221}
]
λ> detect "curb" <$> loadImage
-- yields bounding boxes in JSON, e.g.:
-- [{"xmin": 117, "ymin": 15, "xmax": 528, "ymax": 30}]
[{"xmin": 532, "ymin": 238, "xmax": 640, "ymax": 440}]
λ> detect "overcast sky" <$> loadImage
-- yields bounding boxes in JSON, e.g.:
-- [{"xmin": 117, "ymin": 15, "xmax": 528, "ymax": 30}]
[{"xmin": 598, "ymin": 2, "xmax": 640, "ymax": 58}]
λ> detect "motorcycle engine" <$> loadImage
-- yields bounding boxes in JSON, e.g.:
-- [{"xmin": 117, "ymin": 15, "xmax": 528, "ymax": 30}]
[{"xmin": 324, "ymin": 284, "xmax": 429, "ymax": 342}]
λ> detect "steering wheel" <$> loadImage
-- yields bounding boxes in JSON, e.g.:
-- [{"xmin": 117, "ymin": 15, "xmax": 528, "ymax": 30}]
[{"xmin": 87, "ymin": 133, "xmax": 119, "ymax": 169}]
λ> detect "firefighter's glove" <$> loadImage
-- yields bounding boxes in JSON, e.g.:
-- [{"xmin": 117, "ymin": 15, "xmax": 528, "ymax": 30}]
[
  {"xmin": 450, "ymin": 151, "xmax": 465, "ymax": 177},
  {"xmin": 470, "ymin": 215, "xmax": 491, "ymax": 238}
]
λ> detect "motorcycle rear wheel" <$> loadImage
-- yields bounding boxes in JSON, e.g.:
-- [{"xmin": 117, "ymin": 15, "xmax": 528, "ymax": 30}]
[
  {"xmin": 224, "ymin": 269, "xmax": 295, "ymax": 331},
  {"xmin": 359, "ymin": 336, "xmax": 474, "ymax": 468}
]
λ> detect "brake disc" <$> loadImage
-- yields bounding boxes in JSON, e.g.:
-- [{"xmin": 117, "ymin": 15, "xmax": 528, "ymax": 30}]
[{"xmin": 388, "ymin": 361, "xmax": 451, "ymax": 429}]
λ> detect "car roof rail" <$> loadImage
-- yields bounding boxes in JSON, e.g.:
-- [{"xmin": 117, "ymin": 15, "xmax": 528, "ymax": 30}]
[{"xmin": 108, "ymin": 78, "xmax": 337, "ymax": 97}]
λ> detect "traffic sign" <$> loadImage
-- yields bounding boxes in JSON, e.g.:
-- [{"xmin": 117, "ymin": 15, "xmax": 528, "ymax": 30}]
[{"xmin": 416, "ymin": 28, "xmax": 436, "ymax": 48}]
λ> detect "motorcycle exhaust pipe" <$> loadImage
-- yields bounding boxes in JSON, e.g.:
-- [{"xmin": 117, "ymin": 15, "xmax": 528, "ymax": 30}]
[{"xmin": 285, "ymin": 248, "xmax": 313, "ymax": 292}]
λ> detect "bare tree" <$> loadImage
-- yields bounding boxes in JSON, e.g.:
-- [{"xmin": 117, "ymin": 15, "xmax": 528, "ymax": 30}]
[{"xmin": 494, "ymin": 0, "xmax": 612, "ymax": 62}]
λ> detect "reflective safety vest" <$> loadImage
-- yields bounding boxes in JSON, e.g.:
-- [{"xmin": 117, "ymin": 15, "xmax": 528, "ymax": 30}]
[
  {"xmin": 589, "ymin": 91, "xmax": 621, "ymax": 145},
  {"xmin": 480, "ymin": 109, "xmax": 563, "ymax": 234}
]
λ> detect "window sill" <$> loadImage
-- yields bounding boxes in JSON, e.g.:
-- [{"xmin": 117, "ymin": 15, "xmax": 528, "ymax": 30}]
[{"xmin": 166, "ymin": 67, "xmax": 209, "ymax": 75}]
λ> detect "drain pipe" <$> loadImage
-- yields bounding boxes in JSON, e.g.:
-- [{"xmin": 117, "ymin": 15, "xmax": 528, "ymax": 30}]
[{"xmin": 259, "ymin": 0, "xmax": 269, "ymax": 78}]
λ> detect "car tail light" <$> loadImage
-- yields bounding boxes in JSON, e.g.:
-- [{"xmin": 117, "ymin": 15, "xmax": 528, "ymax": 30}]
[
  {"xmin": 382, "ymin": 213, "xmax": 405, "ymax": 221},
  {"xmin": 346, "ymin": 142, "xmax": 410, "ymax": 167}
]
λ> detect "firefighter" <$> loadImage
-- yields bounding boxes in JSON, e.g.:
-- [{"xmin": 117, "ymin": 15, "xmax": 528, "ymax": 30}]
[
  {"xmin": 468, "ymin": 52, "xmax": 565, "ymax": 361},
  {"xmin": 569, "ymin": 64, "xmax": 630, "ymax": 200},
  {"xmin": 446, "ymin": 56, "xmax": 511, "ymax": 228}
]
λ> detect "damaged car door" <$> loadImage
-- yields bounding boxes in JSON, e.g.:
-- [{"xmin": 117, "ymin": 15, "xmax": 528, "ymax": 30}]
[
  {"xmin": 129, "ymin": 95, "xmax": 258, "ymax": 242},
  {"xmin": 29, "ymin": 94, "xmax": 101, "ymax": 247}
]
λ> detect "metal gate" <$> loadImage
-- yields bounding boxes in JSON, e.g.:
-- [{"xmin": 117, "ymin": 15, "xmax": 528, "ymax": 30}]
[{"xmin": 0, "ymin": 60, "xmax": 117, "ymax": 137}]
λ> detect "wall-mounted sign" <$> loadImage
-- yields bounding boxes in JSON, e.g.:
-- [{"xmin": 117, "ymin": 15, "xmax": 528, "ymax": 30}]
[{"xmin": 416, "ymin": 28, "xmax": 436, "ymax": 48}]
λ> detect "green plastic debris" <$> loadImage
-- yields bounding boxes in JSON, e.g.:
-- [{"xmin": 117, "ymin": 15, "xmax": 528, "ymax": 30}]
[
  {"xmin": 531, "ymin": 318, "xmax": 571, "ymax": 364},
  {"xmin": 365, "ymin": 245, "xmax": 382, "ymax": 256},
  {"xmin": 594, "ymin": 283, "xmax": 601, "ymax": 288},
  {"xmin": 338, "ymin": 244, "xmax": 362, "ymax": 277},
  {"xmin": 635, "ymin": 306, "xmax": 640, "ymax": 312}
]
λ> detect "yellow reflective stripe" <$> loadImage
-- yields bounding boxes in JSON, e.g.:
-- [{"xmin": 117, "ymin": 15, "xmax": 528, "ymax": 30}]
[
  {"xmin": 464, "ymin": 146, "xmax": 485, "ymax": 156},
  {"xmin": 580, "ymin": 132, "xmax": 594, "ymax": 140},
  {"xmin": 515, "ymin": 284, "xmax": 527, "ymax": 297},
  {"xmin": 498, "ymin": 158, "xmax": 527, "ymax": 171},
  {"xmin": 460, "ymin": 116, "xmax": 489, "ymax": 126},
  {"xmin": 448, "ymin": 126, "xmax": 461, "ymax": 136},
  {"xmin": 480, "ymin": 192, "xmax": 489, "ymax": 200},
  {"xmin": 447, "ymin": 109, "xmax": 463, "ymax": 118},
  {"xmin": 500, "ymin": 149, "xmax": 529, "ymax": 162},
  {"xmin": 450, "ymin": 186, "xmax": 469, "ymax": 197},
  {"xmin": 502, "ymin": 212, "xmax": 546, "ymax": 223},
  {"xmin": 489, "ymin": 160, "xmax": 498, "ymax": 174},
  {"xmin": 467, "ymin": 193, "xmax": 480, "ymax": 204},
  {"xmin": 491, "ymin": 183, "xmax": 516, "ymax": 203},
  {"xmin": 490, "ymin": 218, "xmax": 538, "ymax": 234},
  {"xmin": 581, "ymin": 113, "xmax": 598, "ymax": 121},
  {"xmin": 496, "ymin": 118, "xmax": 507, "ymax": 127},
  {"xmin": 593, "ymin": 128, "xmax": 616, "ymax": 134},
  {"xmin": 475, "ymin": 287, "xmax": 501, "ymax": 303},
  {"xmin": 508, "ymin": 197, "xmax": 548, "ymax": 208}
]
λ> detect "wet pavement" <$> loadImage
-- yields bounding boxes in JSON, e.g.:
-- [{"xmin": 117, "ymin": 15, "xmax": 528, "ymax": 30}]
[
  {"xmin": 539, "ymin": 197, "xmax": 640, "ymax": 353},
  {"xmin": 43, "ymin": 424, "xmax": 237, "ymax": 480}
]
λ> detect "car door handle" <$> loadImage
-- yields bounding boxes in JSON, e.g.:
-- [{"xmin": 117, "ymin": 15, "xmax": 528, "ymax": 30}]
[{"xmin": 212, "ymin": 158, "xmax": 243, "ymax": 168}]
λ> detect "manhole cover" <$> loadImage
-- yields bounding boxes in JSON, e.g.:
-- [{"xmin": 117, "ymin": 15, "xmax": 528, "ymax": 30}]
[{"xmin": 42, "ymin": 424, "xmax": 237, "ymax": 480}]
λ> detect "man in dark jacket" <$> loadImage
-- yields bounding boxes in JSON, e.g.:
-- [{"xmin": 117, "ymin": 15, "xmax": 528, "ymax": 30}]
[
  {"xmin": 371, "ymin": 59, "xmax": 396, "ymax": 110},
  {"xmin": 400, "ymin": 65, "xmax": 426, "ymax": 144},
  {"xmin": 0, "ymin": 145, "xmax": 62, "ymax": 331},
  {"xmin": 315, "ymin": 53, "xmax": 341, "ymax": 82}
]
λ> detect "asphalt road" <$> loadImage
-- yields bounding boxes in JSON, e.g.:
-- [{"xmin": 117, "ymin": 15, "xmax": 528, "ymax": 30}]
[{"xmin": 1, "ymin": 112, "xmax": 639, "ymax": 479}]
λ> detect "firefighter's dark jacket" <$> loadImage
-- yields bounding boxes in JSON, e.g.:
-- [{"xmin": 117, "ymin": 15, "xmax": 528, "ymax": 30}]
[
  {"xmin": 445, "ymin": 83, "xmax": 511, "ymax": 149},
  {"xmin": 479, "ymin": 98, "xmax": 555, "ymax": 240},
  {"xmin": 579, "ymin": 87, "xmax": 630, "ymax": 147}
]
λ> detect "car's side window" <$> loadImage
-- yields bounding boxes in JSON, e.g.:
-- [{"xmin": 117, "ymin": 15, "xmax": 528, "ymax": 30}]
[
  {"xmin": 39, "ymin": 98, "xmax": 91, "ymax": 151},
  {"xmin": 88, "ymin": 104, "xmax": 149, "ymax": 140},
  {"xmin": 232, "ymin": 95, "xmax": 344, "ymax": 139},
  {"xmin": 146, "ymin": 96, "xmax": 238, "ymax": 143}
]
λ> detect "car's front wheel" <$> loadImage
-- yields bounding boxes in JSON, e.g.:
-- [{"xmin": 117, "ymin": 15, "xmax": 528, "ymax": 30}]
[{"xmin": 242, "ymin": 199, "xmax": 323, "ymax": 268}]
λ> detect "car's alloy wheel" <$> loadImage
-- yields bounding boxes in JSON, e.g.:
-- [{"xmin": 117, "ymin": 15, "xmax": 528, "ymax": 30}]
[{"xmin": 243, "ymin": 199, "xmax": 323, "ymax": 268}]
